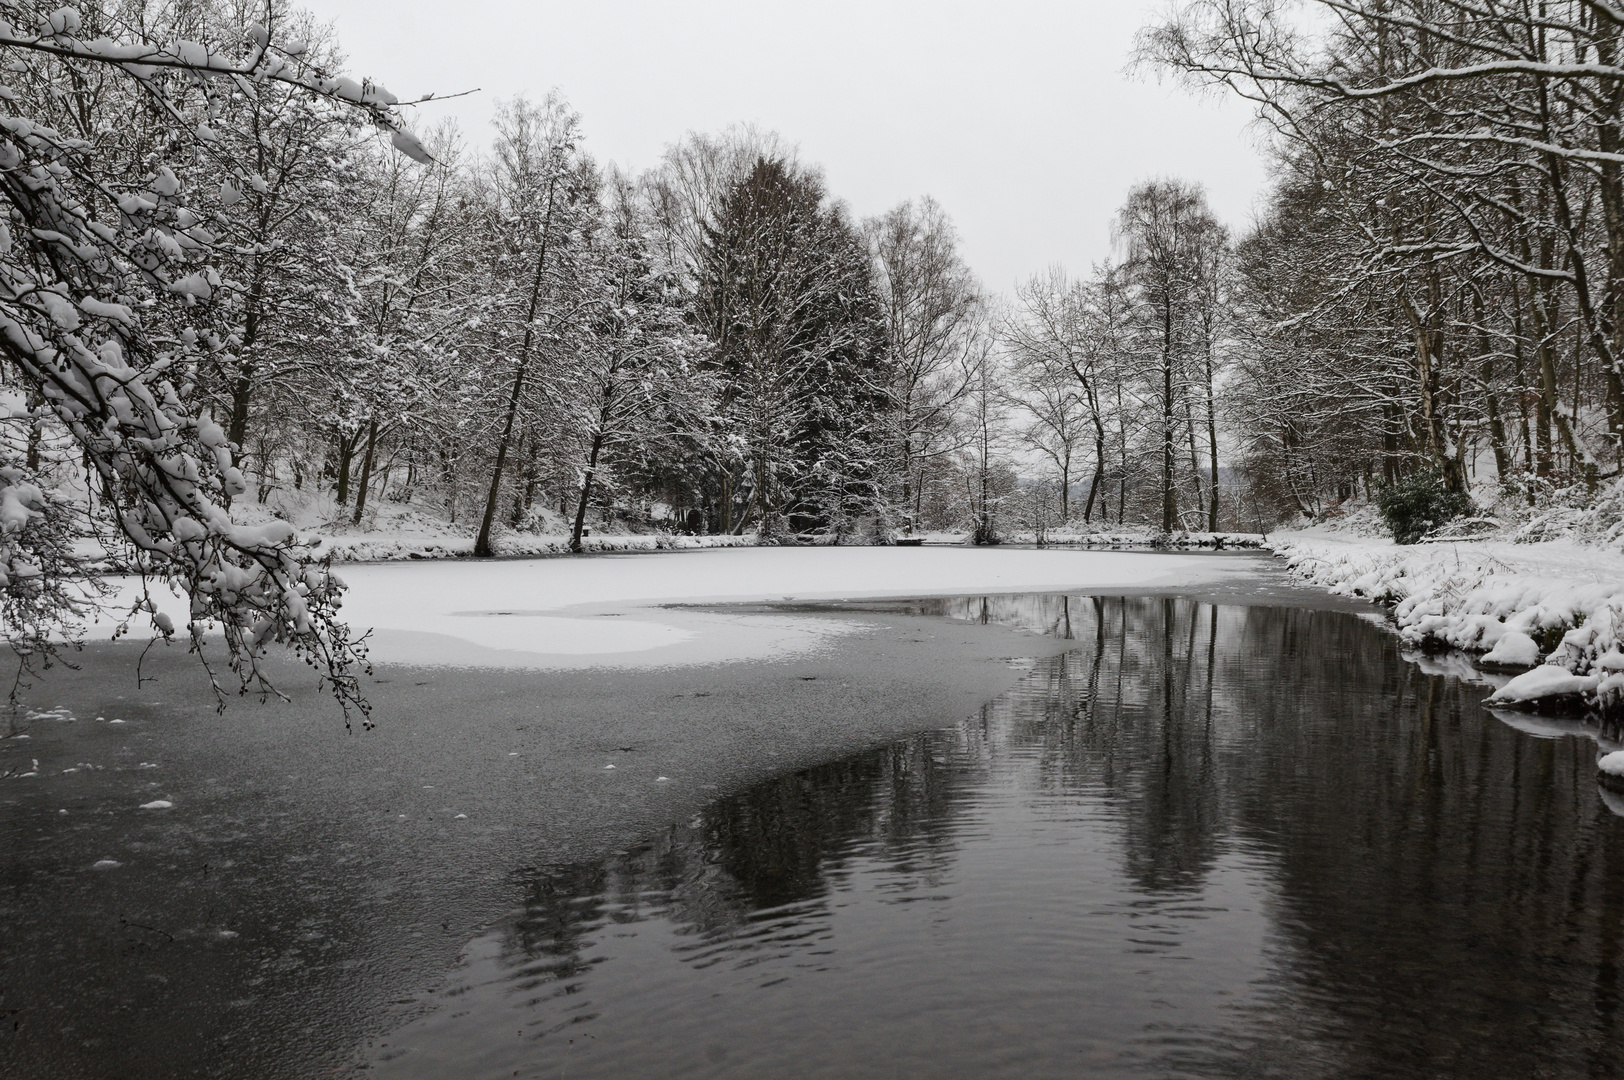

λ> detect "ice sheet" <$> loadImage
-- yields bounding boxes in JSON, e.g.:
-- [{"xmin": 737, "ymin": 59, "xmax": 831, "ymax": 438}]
[{"xmin": 94, "ymin": 547, "xmax": 1256, "ymax": 669}]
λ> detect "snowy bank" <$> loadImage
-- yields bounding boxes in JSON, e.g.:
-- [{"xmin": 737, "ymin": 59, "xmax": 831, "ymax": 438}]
[
  {"xmin": 312, "ymin": 531, "xmax": 757, "ymax": 563},
  {"xmin": 915, "ymin": 529, "xmax": 1265, "ymax": 549},
  {"xmin": 1599, "ymin": 751, "xmax": 1624, "ymax": 794},
  {"xmin": 1274, "ymin": 534, "xmax": 1624, "ymax": 719},
  {"xmin": 1020, "ymin": 530, "xmax": 1266, "ymax": 549}
]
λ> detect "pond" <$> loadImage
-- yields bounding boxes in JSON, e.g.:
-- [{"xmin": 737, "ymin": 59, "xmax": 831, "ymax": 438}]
[{"xmin": 367, "ymin": 596, "xmax": 1624, "ymax": 1079}]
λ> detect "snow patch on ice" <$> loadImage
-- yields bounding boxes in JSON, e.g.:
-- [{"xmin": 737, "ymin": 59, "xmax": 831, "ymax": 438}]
[{"xmin": 138, "ymin": 799, "xmax": 172, "ymax": 810}]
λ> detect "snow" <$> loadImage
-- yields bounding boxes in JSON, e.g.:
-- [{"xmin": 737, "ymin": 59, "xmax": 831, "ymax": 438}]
[
  {"xmin": 1481, "ymin": 631, "xmax": 1541, "ymax": 668},
  {"xmin": 173, "ymin": 493, "xmax": 765, "ymax": 565},
  {"xmin": 138, "ymin": 799, "xmax": 173, "ymax": 810},
  {"xmin": 1015, "ymin": 530, "xmax": 1266, "ymax": 549},
  {"xmin": 1599, "ymin": 750, "xmax": 1624, "ymax": 778},
  {"xmin": 336, "ymin": 547, "xmax": 1251, "ymax": 668},
  {"xmin": 316, "ymin": 530, "xmax": 758, "ymax": 564},
  {"xmin": 99, "ymin": 546, "xmax": 1254, "ymax": 670},
  {"xmin": 1489, "ymin": 666, "xmax": 1600, "ymax": 704},
  {"xmin": 1276, "ymin": 532, "xmax": 1624, "ymax": 715}
]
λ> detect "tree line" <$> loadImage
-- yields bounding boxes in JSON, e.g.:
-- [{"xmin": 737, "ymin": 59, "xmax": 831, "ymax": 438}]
[
  {"xmin": 4, "ymin": 0, "xmax": 1272, "ymax": 568},
  {"xmin": 12, "ymin": 0, "xmax": 1624, "ymax": 710},
  {"xmin": 1143, "ymin": 0, "xmax": 1624, "ymax": 520}
]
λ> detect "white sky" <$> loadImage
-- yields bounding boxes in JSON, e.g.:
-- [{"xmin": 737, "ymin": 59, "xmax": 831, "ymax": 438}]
[{"xmin": 302, "ymin": 0, "xmax": 1270, "ymax": 292}]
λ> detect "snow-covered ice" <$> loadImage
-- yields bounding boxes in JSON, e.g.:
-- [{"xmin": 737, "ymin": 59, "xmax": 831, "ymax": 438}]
[
  {"xmin": 99, "ymin": 547, "xmax": 1253, "ymax": 670},
  {"xmin": 138, "ymin": 799, "xmax": 173, "ymax": 810},
  {"xmin": 1599, "ymin": 750, "xmax": 1624, "ymax": 778}
]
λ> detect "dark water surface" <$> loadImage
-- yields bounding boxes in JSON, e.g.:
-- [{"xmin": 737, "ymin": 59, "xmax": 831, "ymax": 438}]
[{"xmin": 368, "ymin": 596, "xmax": 1624, "ymax": 1080}]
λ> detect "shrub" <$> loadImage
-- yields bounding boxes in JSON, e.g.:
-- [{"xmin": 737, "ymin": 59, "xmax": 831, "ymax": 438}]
[{"xmin": 1377, "ymin": 471, "xmax": 1475, "ymax": 545}]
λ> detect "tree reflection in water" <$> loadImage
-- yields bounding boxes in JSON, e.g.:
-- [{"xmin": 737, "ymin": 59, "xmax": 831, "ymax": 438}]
[{"xmin": 372, "ymin": 598, "xmax": 1624, "ymax": 1080}]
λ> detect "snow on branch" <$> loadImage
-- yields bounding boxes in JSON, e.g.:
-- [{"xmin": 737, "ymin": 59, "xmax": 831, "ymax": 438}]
[{"xmin": 0, "ymin": 3, "xmax": 447, "ymax": 721}]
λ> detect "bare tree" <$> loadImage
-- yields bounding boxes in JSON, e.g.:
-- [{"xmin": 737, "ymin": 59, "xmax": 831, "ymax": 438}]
[
  {"xmin": 1115, "ymin": 180, "xmax": 1225, "ymax": 532},
  {"xmin": 473, "ymin": 94, "xmax": 591, "ymax": 557},
  {"xmin": 1004, "ymin": 267, "xmax": 1093, "ymax": 523},
  {"xmin": 866, "ymin": 198, "xmax": 981, "ymax": 533}
]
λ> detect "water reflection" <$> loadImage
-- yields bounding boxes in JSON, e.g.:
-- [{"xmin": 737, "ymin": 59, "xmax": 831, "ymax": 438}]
[{"xmin": 371, "ymin": 598, "xmax": 1624, "ymax": 1079}]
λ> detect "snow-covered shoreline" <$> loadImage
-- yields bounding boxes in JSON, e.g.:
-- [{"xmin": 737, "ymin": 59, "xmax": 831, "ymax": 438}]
[
  {"xmin": 307, "ymin": 528, "xmax": 1265, "ymax": 564},
  {"xmin": 1008, "ymin": 530, "xmax": 1267, "ymax": 549},
  {"xmin": 1272, "ymin": 532, "xmax": 1624, "ymax": 721},
  {"xmin": 310, "ymin": 530, "xmax": 759, "ymax": 563}
]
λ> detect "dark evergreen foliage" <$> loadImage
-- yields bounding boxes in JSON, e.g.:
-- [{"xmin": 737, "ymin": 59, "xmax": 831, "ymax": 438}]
[
  {"xmin": 1377, "ymin": 472, "xmax": 1475, "ymax": 545},
  {"xmin": 693, "ymin": 157, "xmax": 890, "ymax": 536}
]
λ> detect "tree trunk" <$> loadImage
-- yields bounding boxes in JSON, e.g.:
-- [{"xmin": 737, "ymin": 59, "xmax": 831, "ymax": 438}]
[
  {"xmin": 1473, "ymin": 311, "xmax": 1512, "ymax": 482},
  {"xmin": 1161, "ymin": 299, "xmax": 1176, "ymax": 533},
  {"xmin": 477, "ymin": 252, "xmax": 554, "ymax": 552},
  {"xmin": 900, "ymin": 439, "xmax": 914, "ymax": 536},
  {"xmin": 227, "ymin": 370, "xmax": 254, "ymax": 466},
  {"xmin": 1185, "ymin": 392, "xmax": 1203, "ymax": 523},
  {"xmin": 1059, "ymin": 447, "xmax": 1070, "ymax": 524},
  {"xmin": 1204, "ymin": 351, "xmax": 1220, "ymax": 531},
  {"xmin": 24, "ymin": 388, "xmax": 41, "ymax": 471},
  {"xmin": 1083, "ymin": 442, "xmax": 1103, "ymax": 525},
  {"xmin": 571, "ymin": 430, "xmax": 606, "ymax": 554},
  {"xmin": 476, "ymin": 178, "xmax": 559, "ymax": 558},
  {"xmin": 351, "ymin": 418, "xmax": 379, "ymax": 526},
  {"xmin": 335, "ymin": 430, "xmax": 357, "ymax": 506}
]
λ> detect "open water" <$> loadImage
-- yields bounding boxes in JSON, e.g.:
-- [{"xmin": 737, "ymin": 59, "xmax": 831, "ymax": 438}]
[{"xmin": 368, "ymin": 596, "xmax": 1624, "ymax": 1079}]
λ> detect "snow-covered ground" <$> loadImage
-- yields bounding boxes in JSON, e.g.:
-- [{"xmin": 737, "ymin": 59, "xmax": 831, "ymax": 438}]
[
  {"xmin": 1274, "ymin": 531, "xmax": 1624, "ymax": 719},
  {"xmin": 97, "ymin": 546, "xmax": 1258, "ymax": 670},
  {"xmin": 314, "ymin": 529, "xmax": 758, "ymax": 562},
  {"xmin": 151, "ymin": 492, "xmax": 764, "ymax": 563}
]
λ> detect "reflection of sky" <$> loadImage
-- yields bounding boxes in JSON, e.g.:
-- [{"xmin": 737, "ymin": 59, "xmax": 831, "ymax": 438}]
[{"xmin": 371, "ymin": 598, "xmax": 1624, "ymax": 1080}]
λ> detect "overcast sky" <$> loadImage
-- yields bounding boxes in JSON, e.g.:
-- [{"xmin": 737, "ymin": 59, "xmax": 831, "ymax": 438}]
[{"xmin": 302, "ymin": 0, "xmax": 1270, "ymax": 292}]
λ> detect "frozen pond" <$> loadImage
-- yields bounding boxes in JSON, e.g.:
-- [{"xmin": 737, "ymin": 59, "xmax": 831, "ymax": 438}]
[
  {"xmin": 369, "ymin": 596, "xmax": 1624, "ymax": 1080},
  {"xmin": 95, "ymin": 546, "xmax": 1259, "ymax": 668},
  {"xmin": 7, "ymin": 563, "xmax": 1623, "ymax": 1079}
]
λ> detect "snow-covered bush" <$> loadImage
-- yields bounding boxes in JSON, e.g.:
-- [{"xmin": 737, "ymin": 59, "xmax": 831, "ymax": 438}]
[
  {"xmin": 1509, "ymin": 477, "xmax": 1624, "ymax": 550},
  {"xmin": 1376, "ymin": 472, "xmax": 1474, "ymax": 544}
]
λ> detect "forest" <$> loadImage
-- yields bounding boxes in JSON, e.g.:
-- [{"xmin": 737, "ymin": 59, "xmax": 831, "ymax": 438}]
[{"xmin": 5, "ymin": 0, "xmax": 1624, "ymax": 709}]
